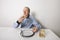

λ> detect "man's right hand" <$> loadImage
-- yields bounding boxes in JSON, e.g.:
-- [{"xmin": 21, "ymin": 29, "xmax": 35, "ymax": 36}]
[{"xmin": 18, "ymin": 16, "xmax": 25, "ymax": 23}]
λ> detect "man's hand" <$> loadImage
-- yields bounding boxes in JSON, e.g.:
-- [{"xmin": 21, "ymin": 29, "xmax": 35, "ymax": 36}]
[
  {"xmin": 32, "ymin": 27, "xmax": 38, "ymax": 32},
  {"xmin": 18, "ymin": 16, "xmax": 25, "ymax": 23}
]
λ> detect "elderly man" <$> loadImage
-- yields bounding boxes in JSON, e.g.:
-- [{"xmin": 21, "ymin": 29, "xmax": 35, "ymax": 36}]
[{"xmin": 13, "ymin": 7, "xmax": 41, "ymax": 32}]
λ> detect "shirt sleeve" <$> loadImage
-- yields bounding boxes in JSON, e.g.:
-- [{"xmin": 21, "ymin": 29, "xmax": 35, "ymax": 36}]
[
  {"xmin": 31, "ymin": 16, "xmax": 41, "ymax": 30},
  {"xmin": 12, "ymin": 21, "xmax": 21, "ymax": 28}
]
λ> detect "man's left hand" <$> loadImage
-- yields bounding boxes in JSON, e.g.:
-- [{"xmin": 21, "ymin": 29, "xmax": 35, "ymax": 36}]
[{"xmin": 32, "ymin": 27, "xmax": 38, "ymax": 32}]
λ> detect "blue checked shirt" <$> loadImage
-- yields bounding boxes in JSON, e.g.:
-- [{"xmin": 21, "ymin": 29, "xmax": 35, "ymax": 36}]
[{"xmin": 13, "ymin": 15, "xmax": 41, "ymax": 30}]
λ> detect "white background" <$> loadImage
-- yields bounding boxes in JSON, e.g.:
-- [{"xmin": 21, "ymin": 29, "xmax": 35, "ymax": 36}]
[{"xmin": 0, "ymin": 0, "xmax": 60, "ymax": 37}]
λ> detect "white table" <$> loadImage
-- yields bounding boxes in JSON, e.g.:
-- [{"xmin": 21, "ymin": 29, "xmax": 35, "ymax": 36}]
[{"xmin": 0, "ymin": 27, "xmax": 60, "ymax": 40}]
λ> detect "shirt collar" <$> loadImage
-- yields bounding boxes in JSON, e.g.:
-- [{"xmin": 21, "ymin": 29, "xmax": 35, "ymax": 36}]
[{"xmin": 26, "ymin": 14, "xmax": 30, "ymax": 18}]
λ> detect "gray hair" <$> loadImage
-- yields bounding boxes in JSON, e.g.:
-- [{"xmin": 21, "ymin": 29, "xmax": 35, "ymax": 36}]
[{"xmin": 25, "ymin": 7, "xmax": 30, "ymax": 13}]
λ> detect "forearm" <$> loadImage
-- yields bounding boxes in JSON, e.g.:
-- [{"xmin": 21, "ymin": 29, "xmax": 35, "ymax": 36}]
[
  {"xmin": 33, "ymin": 23, "xmax": 41, "ymax": 32},
  {"xmin": 36, "ymin": 23, "xmax": 41, "ymax": 31}
]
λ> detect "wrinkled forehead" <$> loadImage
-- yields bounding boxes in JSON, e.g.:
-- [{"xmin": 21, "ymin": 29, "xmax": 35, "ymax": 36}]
[{"xmin": 23, "ymin": 7, "xmax": 28, "ymax": 11}]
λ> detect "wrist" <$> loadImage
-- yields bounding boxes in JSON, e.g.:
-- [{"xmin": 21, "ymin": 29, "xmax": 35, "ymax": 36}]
[{"xmin": 17, "ymin": 20, "xmax": 21, "ymax": 24}]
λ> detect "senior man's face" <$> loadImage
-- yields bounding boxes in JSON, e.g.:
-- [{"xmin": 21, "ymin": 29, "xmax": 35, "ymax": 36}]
[{"xmin": 23, "ymin": 8, "xmax": 29, "ymax": 17}]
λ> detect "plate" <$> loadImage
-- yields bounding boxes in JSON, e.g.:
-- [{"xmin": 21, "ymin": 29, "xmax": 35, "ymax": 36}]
[{"xmin": 20, "ymin": 30, "xmax": 35, "ymax": 37}]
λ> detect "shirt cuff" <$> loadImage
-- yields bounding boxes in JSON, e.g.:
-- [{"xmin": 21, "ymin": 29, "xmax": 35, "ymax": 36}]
[{"xmin": 16, "ymin": 21, "xmax": 21, "ymax": 24}]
